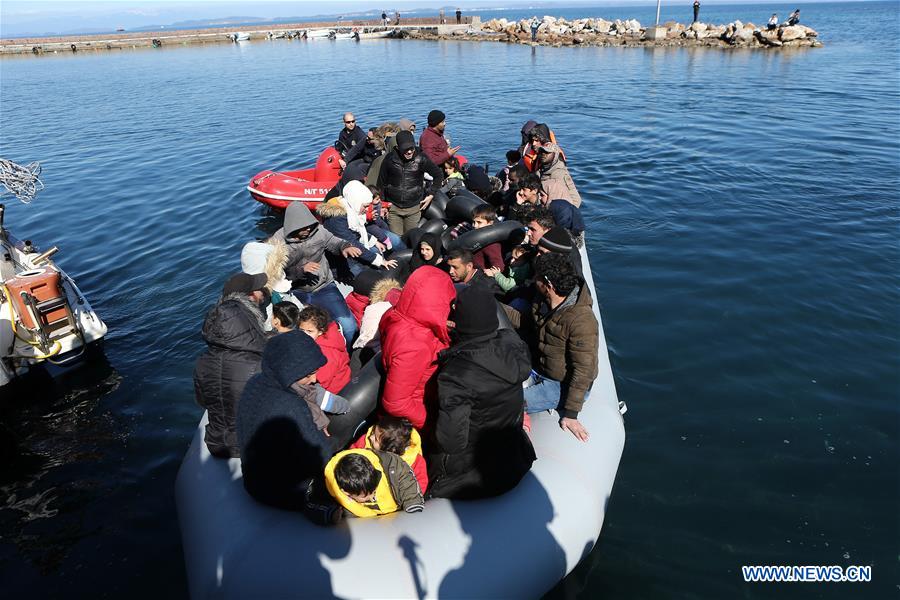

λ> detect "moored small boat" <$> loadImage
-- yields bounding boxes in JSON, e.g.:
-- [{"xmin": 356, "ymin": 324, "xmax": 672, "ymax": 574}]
[{"xmin": 0, "ymin": 203, "xmax": 107, "ymax": 388}]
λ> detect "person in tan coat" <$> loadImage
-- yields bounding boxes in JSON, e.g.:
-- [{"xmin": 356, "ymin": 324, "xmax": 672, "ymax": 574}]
[
  {"xmin": 537, "ymin": 143, "xmax": 582, "ymax": 207},
  {"xmin": 503, "ymin": 252, "xmax": 598, "ymax": 441}
]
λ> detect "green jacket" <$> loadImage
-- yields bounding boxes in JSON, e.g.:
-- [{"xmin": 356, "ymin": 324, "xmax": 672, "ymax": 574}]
[{"xmin": 504, "ymin": 280, "xmax": 598, "ymax": 418}]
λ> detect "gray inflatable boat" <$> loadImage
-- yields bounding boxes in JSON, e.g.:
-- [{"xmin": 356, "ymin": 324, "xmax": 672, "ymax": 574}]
[{"xmin": 175, "ymin": 244, "xmax": 626, "ymax": 599}]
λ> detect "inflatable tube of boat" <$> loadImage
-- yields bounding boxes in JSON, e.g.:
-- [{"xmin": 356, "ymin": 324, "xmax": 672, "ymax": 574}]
[
  {"xmin": 402, "ymin": 227, "xmax": 425, "ymax": 251},
  {"xmin": 175, "ymin": 242, "xmax": 626, "ymax": 600},
  {"xmin": 424, "ymin": 189, "xmax": 450, "ymax": 221},
  {"xmin": 419, "ymin": 219, "xmax": 449, "ymax": 237},
  {"xmin": 448, "ymin": 220, "xmax": 524, "ymax": 252},
  {"xmin": 440, "ymin": 229, "xmax": 455, "ymax": 252},
  {"xmin": 386, "ymin": 248, "xmax": 414, "ymax": 262},
  {"xmin": 325, "ymin": 351, "xmax": 383, "ymax": 448},
  {"xmin": 445, "ymin": 192, "xmax": 488, "ymax": 224}
]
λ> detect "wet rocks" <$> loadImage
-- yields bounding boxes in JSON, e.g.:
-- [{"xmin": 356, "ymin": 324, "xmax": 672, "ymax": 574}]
[{"xmin": 470, "ymin": 15, "xmax": 822, "ymax": 50}]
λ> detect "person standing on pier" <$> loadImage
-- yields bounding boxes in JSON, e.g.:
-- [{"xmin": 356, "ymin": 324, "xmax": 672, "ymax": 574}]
[
  {"xmin": 530, "ymin": 17, "xmax": 541, "ymax": 41},
  {"xmin": 395, "ymin": 11, "xmax": 401, "ymax": 25},
  {"xmin": 456, "ymin": 9, "xmax": 462, "ymax": 25},
  {"xmin": 381, "ymin": 11, "xmax": 388, "ymax": 26},
  {"xmin": 439, "ymin": 9, "xmax": 445, "ymax": 24},
  {"xmin": 693, "ymin": 0, "xmax": 701, "ymax": 23}
]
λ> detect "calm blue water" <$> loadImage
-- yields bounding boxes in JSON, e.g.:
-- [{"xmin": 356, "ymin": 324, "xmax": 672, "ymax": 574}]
[{"xmin": 0, "ymin": 2, "xmax": 897, "ymax": 597}]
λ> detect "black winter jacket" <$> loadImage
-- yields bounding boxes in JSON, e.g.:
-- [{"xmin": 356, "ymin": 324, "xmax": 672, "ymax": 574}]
[
  {"xmin": 377, "ymin": 148, "xmax": 443, "ymax": 209},
  {"xmin": 193, "ymin": 294, "xmax": 269, "ymax": 458},
  {"xmin": 237, "ymin": 333, "xmax": 336, "ymax": 511},
  {"xmin": 427, "ymin": 329, "xmax": 536, "ymax": 499},
  {"xmin": 334, "ymin": 125, "xmax": 366, "ymax": 158}
]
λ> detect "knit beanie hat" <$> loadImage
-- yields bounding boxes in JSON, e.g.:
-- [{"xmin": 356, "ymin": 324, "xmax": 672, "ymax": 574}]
[
  {"xmin": 395, "ymin": 130, "xmax": 416, "ymax": 153},
  {"xmin": 398, "ymin": 118, "xmax": 415, "ymax": 131},
  {"xmin": 262, "ymin": 329, "xmax": 326, "ymax": 389},
  {"xmin": 351, "ymin": 269, "xmax": 382, "ymax": 297},
  {"xmin": 427, "ymin": 110, "xmax": 446, "ymax": 128},
  {"xmin": 464, "ymin": 164, "xmax": 491, "ymax": 195},
  {"xmin": 453, "ymin": 286, "xmax": 498, "ymax": 338},
  {"xmin": 537, "ymin": 227, "xmax": 574, "ymax": 254}
]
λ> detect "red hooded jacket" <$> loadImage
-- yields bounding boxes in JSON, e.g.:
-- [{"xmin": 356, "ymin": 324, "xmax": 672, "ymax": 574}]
[
  {"xmin": 379, "ymin": 267, "xmax": 456, "ymax": 429},
  {"xmin": 345, "ymin": 291, "xmax": 369, "ymax": 327},
  {"xmin": 314, "ymin": 321, "xmax": 352, "ymax": 393}
]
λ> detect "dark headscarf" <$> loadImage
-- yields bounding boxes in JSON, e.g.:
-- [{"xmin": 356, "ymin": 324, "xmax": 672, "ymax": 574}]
[{"xmin": 409, "ymin": 232, "xmax": 443, "ymax": 272}]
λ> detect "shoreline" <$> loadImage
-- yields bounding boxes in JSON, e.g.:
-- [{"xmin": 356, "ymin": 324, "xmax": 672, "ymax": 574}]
[{"xmin": 0, "ymin": 15, "xmax": 821, "ymax": 56}]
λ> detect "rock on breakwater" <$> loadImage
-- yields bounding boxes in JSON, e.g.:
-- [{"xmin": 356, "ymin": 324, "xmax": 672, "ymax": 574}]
[{"xmin": 406, "ymin": 15, "xmax": 822, "ymax": 49}]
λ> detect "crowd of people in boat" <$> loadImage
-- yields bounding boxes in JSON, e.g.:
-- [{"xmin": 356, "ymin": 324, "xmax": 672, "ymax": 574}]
[{"xmin": 193, "ymin": 111, "xmax": 597, "ymax": 524}]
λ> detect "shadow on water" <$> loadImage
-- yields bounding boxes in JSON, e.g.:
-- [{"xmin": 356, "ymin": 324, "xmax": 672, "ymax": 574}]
[
  {"xmin": 438, "ymin": 472, "xmax": 566, "ymax": 598},
  {"xmin": 0, "ymin": 352, "xmax": 121, "ymax": 577}
]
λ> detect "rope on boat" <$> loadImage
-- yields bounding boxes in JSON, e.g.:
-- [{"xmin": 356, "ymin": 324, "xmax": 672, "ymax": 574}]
[{"xmin": 0, "ymin": 158, "xmax": 44, "ymax": 204}]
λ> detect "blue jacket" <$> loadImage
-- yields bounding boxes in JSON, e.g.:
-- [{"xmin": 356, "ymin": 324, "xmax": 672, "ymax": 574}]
[{"xmin": 547, "ymin": 199, "xmax": 585, "ymax": 236}]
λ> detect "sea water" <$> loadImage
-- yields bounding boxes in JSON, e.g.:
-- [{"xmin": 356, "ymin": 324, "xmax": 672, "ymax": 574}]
[{"xmin": 0, "ymin": 2, "xmax": 897, "ymax": 597}]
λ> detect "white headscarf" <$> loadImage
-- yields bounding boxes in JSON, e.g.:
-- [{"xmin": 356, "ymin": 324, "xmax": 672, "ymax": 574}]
[{"xmin": 340, "ymin": 181, "xmax": 377, "ymax": 249}]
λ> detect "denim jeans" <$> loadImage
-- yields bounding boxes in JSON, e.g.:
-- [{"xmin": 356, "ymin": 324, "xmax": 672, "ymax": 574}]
[
  {"xmin": 292, "ymin": 282, "xmax": 358, "ymax": 346},
  {"xmin": 522, "ymin": 372, "xmax": 591, "ymax": 414}
]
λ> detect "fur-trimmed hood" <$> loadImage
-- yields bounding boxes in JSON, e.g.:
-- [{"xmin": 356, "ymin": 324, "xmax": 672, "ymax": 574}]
[
  {"xmin": 316, "ymin": 198, "xmax": 347, "ymax": 219},
  {"xmin": 370, "ymin": 278, "xmax": 402, "ymax": 304}
]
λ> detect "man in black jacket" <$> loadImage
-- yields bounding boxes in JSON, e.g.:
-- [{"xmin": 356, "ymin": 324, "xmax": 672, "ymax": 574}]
[
  {"xmin": 377, "ymin": 130, "xmax": 442, "ymax": 235},
  {"xmin": 193, "ymin": 272, "xmax": 271, "ymax": 458},
  {"xmin": 335, "ymin": 112, "xmax": 366, "ymax": 169},
  {"xmin": 428, "ymin": 286, "xmax": 536, "ymax": 499}
]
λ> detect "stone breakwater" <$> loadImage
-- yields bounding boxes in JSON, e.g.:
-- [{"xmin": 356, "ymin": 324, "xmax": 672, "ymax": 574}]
[{"xmin": 408, "ymin": 16, "xmax": 823, "ymax": 49}]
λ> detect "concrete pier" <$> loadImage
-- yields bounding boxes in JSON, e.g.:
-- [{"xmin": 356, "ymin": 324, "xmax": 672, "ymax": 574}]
[{"xmin": 0, "ymin": 17, "xmax": 478, "ymax": 56}]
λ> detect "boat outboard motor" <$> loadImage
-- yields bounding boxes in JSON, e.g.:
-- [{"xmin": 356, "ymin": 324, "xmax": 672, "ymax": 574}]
[
  {"xmin": 447, "ymin": 220, "xmax": 524, "ymax": 252},
  {"xmin": 445, "ymin": 191, "xmax": 488, "ymax": 224},
  {"xmin": 326, "ymin": 351, "xmax": 384, "ymax": 448},
  {"xmin": 423, "ymin": 189, "xmax": 450, "ymax": 221}
]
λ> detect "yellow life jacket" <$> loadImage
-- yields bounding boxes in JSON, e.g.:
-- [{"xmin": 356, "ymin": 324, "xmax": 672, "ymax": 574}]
[
  {"xmin": 359, "ymin": 425, "xmax": 424, "ymax": 471},
  {"xmin": 324, "ymin": 449, "xmax": 399, "ymax": 517}
]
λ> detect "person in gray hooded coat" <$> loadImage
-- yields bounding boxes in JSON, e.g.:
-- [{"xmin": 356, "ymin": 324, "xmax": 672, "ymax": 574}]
[{"xmin": 270, "ymin": 203, "xmax": 362, "ymax": 345}]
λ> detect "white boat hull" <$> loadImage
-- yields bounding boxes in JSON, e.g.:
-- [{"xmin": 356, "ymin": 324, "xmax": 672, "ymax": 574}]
[{"xmin": 175, "ymin": 244, "xmax": 625, "ymax": 598}]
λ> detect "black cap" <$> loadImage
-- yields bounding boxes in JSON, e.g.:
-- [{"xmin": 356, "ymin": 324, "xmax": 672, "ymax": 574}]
[
  {"xmin": 222, "ymin": 272, "xmax": 267, "ymax": 296},
  {"xmin": 427, "ymin": 110, "xmax": 446, "ymax": 128},
  {"xmin": 395, "ymin": 130, "xmax": 416, "ymax": 152}
]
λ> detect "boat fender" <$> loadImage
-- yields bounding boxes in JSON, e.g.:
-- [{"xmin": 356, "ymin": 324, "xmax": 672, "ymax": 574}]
[
  {"xmin": 445, "ymin": 192, "xmax": 488, "ymax": 224},
  {"xmin": 325, "ymin": 351, "xmax": 383, "ymax": 448},
  {"xmin": 448, "ymin": 220, "xmax": 524, "ymax": 252},
  {"xmin": 419, "ymin": 219, "xmax": 448, "ymax": 238}
]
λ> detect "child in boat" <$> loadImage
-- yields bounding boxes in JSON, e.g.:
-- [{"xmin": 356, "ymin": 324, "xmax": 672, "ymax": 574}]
[
  {"xmin": 324, "ymin": 449, "xmax": 425, "ymax": 517},
  {"xmin": 351, "ymin": 415, "xmax": 428, "ymax": 492},
  {"xmin": 485, "ymin": 244, "xmax": 533, "ymax": 293},
  {"xmin": 271, "ymin": 303, "xmax": 351, "ymax": 432},
  {"xmin": 272, "ymin": 301, "xmax": 300, "ymax": 333},
  {"xmin": 439, "ymin": 156, "xmax": 466, "ymax": 195},
  {"xmin": 297, "ymin": 306, "xmax": 352, "ymax": 393},
  {"xmin": 353, "ymin": 278, "xmax": 403, "ymax": 351},
  {"xmin": 469, "ymin": 205, "xmax": 505, "ymax": 270}
]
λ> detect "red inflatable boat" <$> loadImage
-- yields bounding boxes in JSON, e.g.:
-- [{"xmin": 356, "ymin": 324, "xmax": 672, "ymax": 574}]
[
  {"xmin": 247, "ymin": 148, "xmax": 342, "ymax": 210},
  {"xmin": 248, "ymin": 147, "xmax": 469, "ymax": 211}
]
